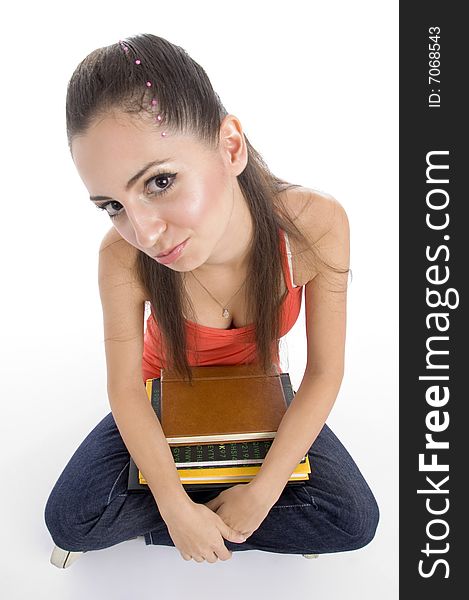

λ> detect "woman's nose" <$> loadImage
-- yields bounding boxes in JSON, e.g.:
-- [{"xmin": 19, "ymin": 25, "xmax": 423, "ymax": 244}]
[{"xmin": 126, "ymin": 201, "xmax": 167, "ymax": 249}]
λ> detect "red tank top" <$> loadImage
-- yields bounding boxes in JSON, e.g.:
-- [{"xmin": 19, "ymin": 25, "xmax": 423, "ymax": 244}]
[{"xmin": 141, "ymin": 228, "xmax": 304, "ymax": 382}]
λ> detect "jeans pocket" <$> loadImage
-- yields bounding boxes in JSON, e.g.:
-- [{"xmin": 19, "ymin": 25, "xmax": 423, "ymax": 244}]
[{"xmin": 291, "ymin": 484, "xmax": 318, "ymax": 508}]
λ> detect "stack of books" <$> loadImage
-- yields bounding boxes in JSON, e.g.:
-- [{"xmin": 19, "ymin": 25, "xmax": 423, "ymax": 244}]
[{"xmin": 127, "ymin": 363, "xmax": 312, "ymax": 492}]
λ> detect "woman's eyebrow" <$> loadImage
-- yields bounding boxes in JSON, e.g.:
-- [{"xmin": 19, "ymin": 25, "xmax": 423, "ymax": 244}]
[{"xmin": 89, "ymin": 158, "xmax": 173, "ymax": 201}]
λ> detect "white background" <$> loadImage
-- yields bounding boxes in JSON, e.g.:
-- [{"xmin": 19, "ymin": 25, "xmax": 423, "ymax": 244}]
[{"xmin": 0, "ymin": 1, "xmax": 398, "ymax": 598}]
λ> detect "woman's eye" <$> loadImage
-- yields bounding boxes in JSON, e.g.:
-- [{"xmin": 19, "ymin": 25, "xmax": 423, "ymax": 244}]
[
  {"xmin": 146, "ymin": 173, "xmax": 176, "ymax": 195},
  {"xmin": 95, "ymin": 172, "xmax": 176, "ymax": 219},
  {"xmin": 96, "ymin": 200, "xmax": 123, "ymax": 219}
]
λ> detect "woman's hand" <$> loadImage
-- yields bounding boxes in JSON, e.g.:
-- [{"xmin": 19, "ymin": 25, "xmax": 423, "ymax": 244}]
[
  {"xmin": 162, "ymin": 498, "xmax": 247, "ymax": 563},
  {"xmin": 203, "ymin": 482, "xmax": 273, "ymax": 539}
]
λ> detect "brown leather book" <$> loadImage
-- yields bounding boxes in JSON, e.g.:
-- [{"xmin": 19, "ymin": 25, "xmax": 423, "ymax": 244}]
[{"xmin": 160, "ymin": 363, "xmax": 289, "ymax": 445}]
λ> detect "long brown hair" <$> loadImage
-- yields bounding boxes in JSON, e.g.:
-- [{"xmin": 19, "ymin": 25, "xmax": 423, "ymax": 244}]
[{"xmin": 66, "ymin": 33, "xmax": 349, "ymax": 384}]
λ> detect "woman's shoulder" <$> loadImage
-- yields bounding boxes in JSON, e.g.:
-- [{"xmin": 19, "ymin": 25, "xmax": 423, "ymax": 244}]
[
  {"xmin": 99, "ymin": 227, "xmax": 148, "ymax": 302},
  {"xmin": 280, "ymin": 186, "xmax": 346, "ymax": 243},
  {"xmin": 99, "ymin": 226, "xmax": 142, "ymax": 266},
  {"xmin": 279, "ymin": 186, "xmax": 349, "ymax": 285},
  {"xmin": 100, "ymin": 225, "xmax": 132, "ymax": 251}
]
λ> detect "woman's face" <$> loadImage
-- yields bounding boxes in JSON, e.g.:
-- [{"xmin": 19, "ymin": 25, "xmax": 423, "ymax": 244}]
[{"xmin": 71, "ymin": 110, "xmax": 243, "ymax": 271}]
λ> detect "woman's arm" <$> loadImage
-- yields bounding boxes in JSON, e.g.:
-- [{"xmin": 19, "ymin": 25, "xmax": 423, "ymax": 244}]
[
  {"xmin": 249, "ymin": 194, "xmax": 350, "ymax": 506},
  {"xmin": 98, "ymin": 228, "xmax": 191, "ymax": 518},
  {"xmin": 99, "ymin": 230, "xmax": 251, "ymax": 556}
]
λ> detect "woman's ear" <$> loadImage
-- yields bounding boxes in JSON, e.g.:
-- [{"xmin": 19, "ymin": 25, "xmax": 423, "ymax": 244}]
[{"xmin": 219, "ymin": 114, "xmax": 248, "ymax": 177}]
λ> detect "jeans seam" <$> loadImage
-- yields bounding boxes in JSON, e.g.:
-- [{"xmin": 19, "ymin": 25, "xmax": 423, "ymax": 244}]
[
  {"xmin": 271, "ymin": 504, "xmax": 312, "ymax": 509},
  {"xmin": 106, "ymin": 460, "xmax": 130, "ymax": 506}
]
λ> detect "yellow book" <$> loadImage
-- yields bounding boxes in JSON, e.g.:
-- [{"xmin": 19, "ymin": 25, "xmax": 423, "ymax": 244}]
[{"xmin": 139, "ymin": 455, "xmax": 312, "ymax": 485}]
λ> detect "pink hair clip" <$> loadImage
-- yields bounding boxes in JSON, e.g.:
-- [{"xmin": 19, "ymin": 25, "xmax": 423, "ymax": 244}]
[
  {"xmin": 117, "ymin": 40, "xmax": 167, "ymax": 137},
  {"xmin": 118, "ymin": 40, "xmax": 129, "ymax": 53}
]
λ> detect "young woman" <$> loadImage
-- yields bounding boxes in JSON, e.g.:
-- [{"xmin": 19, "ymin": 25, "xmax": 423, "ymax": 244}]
[{"xmin": 44, "ymin": 33, "xmax": 379, "ymax": 567}]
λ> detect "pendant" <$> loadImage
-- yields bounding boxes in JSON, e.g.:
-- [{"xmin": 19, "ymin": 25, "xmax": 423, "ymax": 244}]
[{"xmin": 222, "ymin": 308, "xmax": 230, "ymax": 319}]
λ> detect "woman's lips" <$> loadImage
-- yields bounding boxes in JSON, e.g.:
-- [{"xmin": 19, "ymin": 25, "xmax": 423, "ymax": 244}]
[
  {"xmin": 156, "ymin": 242, "xmax": 180, "ymax": 257},
  {"xmin": 154, "ymin": 238, "xmax": 189, "ymax": 264}
]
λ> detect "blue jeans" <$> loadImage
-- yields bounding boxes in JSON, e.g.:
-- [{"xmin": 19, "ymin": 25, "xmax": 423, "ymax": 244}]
[{"xmin": 44, "ymin": 411, "xmax": 379, "ymax": 555}]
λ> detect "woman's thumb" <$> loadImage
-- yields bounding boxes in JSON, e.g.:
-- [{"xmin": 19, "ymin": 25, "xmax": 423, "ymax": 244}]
[{"xmin": 223, "ymin": 524, "xmax": 246, "ymax": 543}]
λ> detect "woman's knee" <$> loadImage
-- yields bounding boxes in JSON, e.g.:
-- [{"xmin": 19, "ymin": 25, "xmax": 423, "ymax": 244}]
[
  {"xmin": 44, "ymin": 483, "xmax": 91, "ymax": 551},
  {"xmin": 312, "ymin": 425, "xmax": 380, "ymax": 550},
  {"xmin": 43, "ymin": 412, "xmax": 130, "ymax": 551},
  {"xmin": 344, "ymin": 489, "xmax": 380, "ymax": 550}
]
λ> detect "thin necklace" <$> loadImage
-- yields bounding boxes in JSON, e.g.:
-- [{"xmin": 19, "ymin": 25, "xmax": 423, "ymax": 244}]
[{"xmin": 189, "ymin": 270, "xmax": 247, "ymax": 319}]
